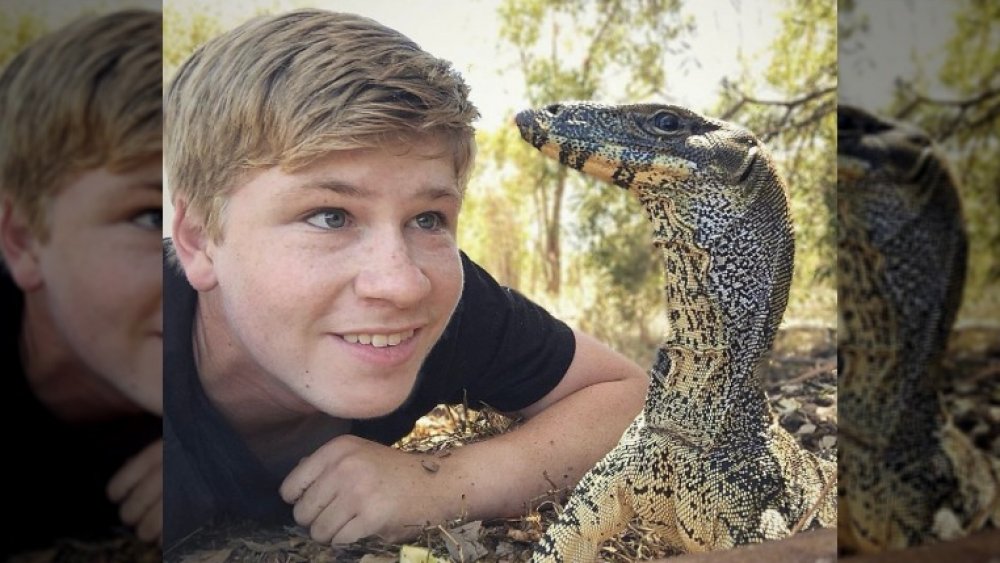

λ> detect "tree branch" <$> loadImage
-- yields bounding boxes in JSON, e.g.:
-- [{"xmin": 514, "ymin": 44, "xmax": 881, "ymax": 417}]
[
  {"xmin": 580, "ymin": 1, "xmax": 621, "ymax": 82},
  {"xmin": 894, "ymin": 84, "xmax": 1000, "ymax": 113},
  {"xmin": 893, "ymin": 82, "xmax": 1000, "ymax": 140},
  {"xmin": 720, "ymin": 85, "xmax": 836, "ymax": 121},
  {"xmin": 759, "ymin": 98, "xmax": 836, "ymax": 142}
]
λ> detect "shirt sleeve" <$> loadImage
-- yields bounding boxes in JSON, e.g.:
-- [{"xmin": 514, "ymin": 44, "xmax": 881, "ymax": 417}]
[{"xmin": 428, "ymin": 252, "xmax": 577, "ymax": 413}]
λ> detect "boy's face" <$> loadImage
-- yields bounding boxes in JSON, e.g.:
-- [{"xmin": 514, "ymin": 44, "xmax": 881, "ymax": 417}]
[
  {"xmin": 30, "ymin": 160, "xmax": 164, "ymax": 412},
  {"xmin": 195, "ymin": 139, "xmax": 464, "ymax": 419}
]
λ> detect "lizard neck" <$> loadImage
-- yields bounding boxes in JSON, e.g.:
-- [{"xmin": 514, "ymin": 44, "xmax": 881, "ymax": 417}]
[
  {"xmin": 640, "ymin": 185, "xmax": 794, "ymax": 447},
  {"xmin": 837, "ymin": 190, "xmax": 963, "ymax": 449}
]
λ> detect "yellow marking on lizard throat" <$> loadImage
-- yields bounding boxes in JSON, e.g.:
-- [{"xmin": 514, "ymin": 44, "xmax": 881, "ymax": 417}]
[{"xmin": 540, "ymin": 141, "xmax": 696, "ymax": 185}]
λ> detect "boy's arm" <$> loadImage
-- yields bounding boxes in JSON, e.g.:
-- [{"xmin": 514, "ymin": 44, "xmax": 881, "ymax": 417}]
[
  {"xmin": 281, "ymin": 329, "xmax": 648, "ymax": 544},
  {"xmin": 453, "ymin": 329, "xmax": 649, "ymax": 515}
]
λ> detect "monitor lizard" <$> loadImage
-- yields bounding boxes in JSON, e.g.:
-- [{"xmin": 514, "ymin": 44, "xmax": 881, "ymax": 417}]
[
  {"xmin": 837, "ymin": 105, "xmax": 998, "ymax": 553},
  {"xmin": 515, "ymin": 102, "xmax": 837, "ymax": 561}
]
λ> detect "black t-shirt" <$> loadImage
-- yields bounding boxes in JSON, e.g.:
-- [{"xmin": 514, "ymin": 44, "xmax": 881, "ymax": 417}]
[
  {"xmin": 163, "ymin": 245, "xmax": 575, "ymax": 547},
  {"xmin": 1, "ymin": 272, "xmax": 161, "ymax": 557}
]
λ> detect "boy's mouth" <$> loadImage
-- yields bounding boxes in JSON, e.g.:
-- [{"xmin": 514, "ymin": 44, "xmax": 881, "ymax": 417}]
[{"xmin": 340, "ymin": 329, "xmax": 417, "ymax": 348}]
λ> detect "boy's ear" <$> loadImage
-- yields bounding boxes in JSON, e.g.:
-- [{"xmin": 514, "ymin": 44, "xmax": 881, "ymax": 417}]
[
  {"xmin": 0, "ymin": 199, "xmax": 44, "ymax": 291},
  {"xmin": 171, "ymin": 198, "xmax": 219, "ymax": 291}
]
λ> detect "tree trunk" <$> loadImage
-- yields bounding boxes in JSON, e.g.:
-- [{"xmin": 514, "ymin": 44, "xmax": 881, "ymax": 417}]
[{"xmin": 543, "ymin": 166, "xmax": 566, "ymax": 295}]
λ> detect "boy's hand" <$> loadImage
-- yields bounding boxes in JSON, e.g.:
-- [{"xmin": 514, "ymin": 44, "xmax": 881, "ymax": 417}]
[
  {"xmin": 280, "ymin": 435, "xmax": 455, "ymax": 544},
  {"xmin": 107, "ymin": 438, "xmax": 163, "ymax": 544}
]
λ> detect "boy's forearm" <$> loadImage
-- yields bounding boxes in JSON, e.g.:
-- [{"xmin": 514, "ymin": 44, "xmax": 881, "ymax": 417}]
[{"xmin": 435, "ymin": 375, "xmax": 647, "ymax": 521}]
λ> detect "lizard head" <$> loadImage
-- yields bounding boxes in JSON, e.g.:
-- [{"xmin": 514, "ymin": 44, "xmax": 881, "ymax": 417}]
[
  {"xmin": 837, "ymin": 105, "xmax": 958, "ymax": 242},
  {"xmin": 838, "ymin": 105, "xmax": 934, "ymax": 180},
  {"xmin": 515, "ymin": 102, "xmax": 784, "ymax": 245}
]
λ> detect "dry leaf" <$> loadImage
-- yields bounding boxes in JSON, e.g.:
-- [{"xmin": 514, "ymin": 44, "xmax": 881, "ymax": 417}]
[
  {"xmin": 814, "ymin": 405, "xmax": 835, "ymax": 421},
  {"xmin": 796, "ymin": 423, "xmax": 817, "ymax": 435},
  {"xmin": 442, "ymin": 521, "xmax": 488, "ymax": 562},
  {"xmin": 506, "ymin": 528, "xmax": 539, "ymax": 542},
  {"xmin": 776, "ymin": 397, "xmax": 801, "ymax": 414}
]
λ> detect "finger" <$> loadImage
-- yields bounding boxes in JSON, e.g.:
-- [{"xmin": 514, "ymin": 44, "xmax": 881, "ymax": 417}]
[
  {"xmin": 292, "ymin": 477, "xmax": 339, "ymax": 527},
  {"xmin": 331, "ymin": 513, "xmax": 380, "ymax": 545},
  {"xmin": 107, "ymin": 439, "xmax": 163, "ymax": 502},
  {"xmin": 135, "ymin": 498, "xmax": 163, "ymax": 545},
  {"xmin": 310, "ymin": 501, "xmax": 359, "ymax": 545},
  {"xmin": 280, "ymin": 437, "xmax": 352, "ymax": 503},
  {"xmin": 118, "ymin": 465, "xmax": 163, "ymax": 526},
  {"xmin": 280, "ymin": 459, "xmax": 322, "ymax": 504}
]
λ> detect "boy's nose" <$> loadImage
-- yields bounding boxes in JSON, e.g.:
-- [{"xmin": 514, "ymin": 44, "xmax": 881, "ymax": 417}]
[{"xmin": 353, "ymin": 232, "xmax": 431, "ymax": 307}]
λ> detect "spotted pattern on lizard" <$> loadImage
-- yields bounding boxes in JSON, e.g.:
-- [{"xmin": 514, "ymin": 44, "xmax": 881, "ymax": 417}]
[
  {"xmin": 837, "ymin": 105, "xmax": 999, "ymax": 553},
  {"xmin": 514, "ymin": 102, "xmax": 836, "ymax": 562}
]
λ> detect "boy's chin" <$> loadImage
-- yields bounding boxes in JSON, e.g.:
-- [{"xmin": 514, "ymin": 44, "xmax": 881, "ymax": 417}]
[{"xmin": 314, "ymin": 379, "xmax": 418, "ymax": 420}]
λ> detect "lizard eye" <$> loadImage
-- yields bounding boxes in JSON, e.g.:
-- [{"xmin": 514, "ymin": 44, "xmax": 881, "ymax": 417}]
[{"xmin": 645, "ymin": 110, "xmax": 683, "ymax": 136}]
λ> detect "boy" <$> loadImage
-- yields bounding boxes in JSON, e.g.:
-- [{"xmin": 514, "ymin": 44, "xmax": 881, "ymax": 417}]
[
  {"xmin": 164, "ymin": 9, "xmax": 647, "ymax": 548},
  {"xmin": 0, "ymin": 10, "xmax": 163, "ymax": 553}
]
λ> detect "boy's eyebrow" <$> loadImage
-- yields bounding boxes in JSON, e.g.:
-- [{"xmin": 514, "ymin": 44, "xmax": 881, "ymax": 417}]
[{"xmin": 300, "ymin": 179, "xmax": 461, "ymax": 200}]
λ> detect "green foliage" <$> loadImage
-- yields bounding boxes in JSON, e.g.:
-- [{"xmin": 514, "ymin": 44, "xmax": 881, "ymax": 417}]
[
  {"xmin": 459, "ymin": 126, "xmax": 537, "ymax": 293},
  {"xmin": 0, "ymin": 13, "xmax": 46, "ymax": 68},
  {"xmin": 163, "ymin": 6, "xmax": 223, "ymax": 82},
  {"xmin": 886, "ymin": 0, "xmax": 1000, "ymax": 322},
  {"xmin": 163, "ymin": 2, "xmax": 289, "ymax": 84},
  {"xmin": 570, "ymin": 180, "xmax": 663, "ymax": 365}
]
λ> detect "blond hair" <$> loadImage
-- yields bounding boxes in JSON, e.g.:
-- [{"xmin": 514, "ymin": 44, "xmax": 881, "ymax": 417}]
[
  {"xmin": 0, "ymin": 10, "xmax": 162, "ymax": 238},
  {"xmin": 166, "ymin": 9, "xmax": 479, "ymax": 239}
]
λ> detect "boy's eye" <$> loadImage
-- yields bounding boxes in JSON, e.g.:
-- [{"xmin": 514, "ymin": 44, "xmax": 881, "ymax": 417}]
[
  {"xmin": 131, "ymin": 209, "xmax": 162, "ymax": 231},
  {"xmin": 306, "ymin": 209, "xmax": 349, "ymax": 229},
  {"xmin": 412, "ymin": 212, "xmax": 446, "ymax": 230}
]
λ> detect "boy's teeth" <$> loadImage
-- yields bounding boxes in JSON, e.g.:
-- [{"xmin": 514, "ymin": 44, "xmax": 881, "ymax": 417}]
[{"xmin": 342, "ymin": 329, "xmax": 415, "ymax": 347}]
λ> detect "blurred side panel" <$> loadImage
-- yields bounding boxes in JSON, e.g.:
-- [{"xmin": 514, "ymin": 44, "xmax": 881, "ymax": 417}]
[
  {"xmin": 0, "ymin": 1, "xmax": 163, "ymax": 560},
  {"xmin": 838, "ymin": 0, "xmax": 1000, "ymax": 559}
]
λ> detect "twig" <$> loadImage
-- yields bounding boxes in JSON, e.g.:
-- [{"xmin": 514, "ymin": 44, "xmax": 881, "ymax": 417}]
[
  {"xmin": 784, "ymin": 359, "xmax": 837, "ymax": 386},
  {"xmin": 541, "ymin": 470, "xmax": 560, "ymax": 492},
  {"xmin": 720, "ymin": 85, "xmax": 836, "ymax": 121},
  {"xmin": 894, "ymin": 85, "xmax": 1000, "ymax": 112},
  {"xmin": 893, "ymin": 82, "xmax": 1000, "ymax": 140},
  {"xmin": 791, "ymin": 470, "xmax": 837, "ymax": 534}
]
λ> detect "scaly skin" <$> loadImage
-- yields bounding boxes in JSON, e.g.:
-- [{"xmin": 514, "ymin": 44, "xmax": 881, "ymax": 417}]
[
  {"xmin": 836, "ymin": 105, "xmax": 998, "ymax": 553},
  {"xmin": 515, "ymin": 102, "xmax": 836, "ymax": 562}
]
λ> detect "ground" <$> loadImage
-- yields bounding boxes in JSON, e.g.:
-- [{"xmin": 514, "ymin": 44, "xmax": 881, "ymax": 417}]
[
  {"xmin": 10, "ymin": 327, "xmax": 999, "ymax": 562},
  {"xmin": 171, "ymin": 326, "xmax": 840, "ymax": 563}
]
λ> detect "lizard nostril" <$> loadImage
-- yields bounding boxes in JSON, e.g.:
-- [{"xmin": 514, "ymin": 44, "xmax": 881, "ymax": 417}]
[{"xmin": 544, "ymin": 103, "xmax": 563, "ymax": 115}]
